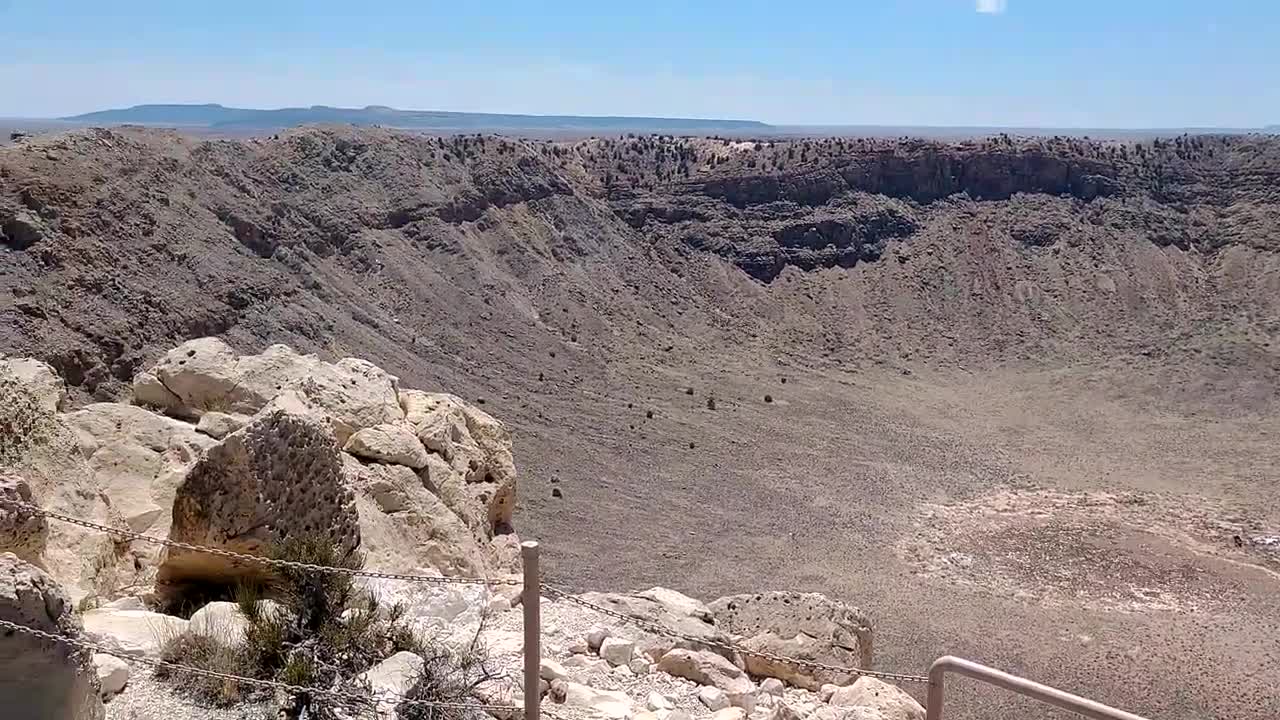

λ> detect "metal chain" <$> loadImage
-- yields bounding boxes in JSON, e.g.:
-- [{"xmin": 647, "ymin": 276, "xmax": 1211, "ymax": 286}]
[
  {"xmin": 0, "ymin": 500, "xmax": 927, "ymax": 685},
  {"xmin": 0, "ymin": 618, "xmax": 521, "ymax": 713},
  {"xmin": 0, "ymin": 497, "xmax": 520, "ymax": 587},
  {"xmin": 541, "ymin": 586, "xmax": 931, "ymax": 685}
]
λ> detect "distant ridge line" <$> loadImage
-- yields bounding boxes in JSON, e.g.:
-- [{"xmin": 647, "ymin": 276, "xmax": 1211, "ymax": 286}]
[{"xmin": 61, "ymin": 103, "xmax": 772, "ymax": 132}]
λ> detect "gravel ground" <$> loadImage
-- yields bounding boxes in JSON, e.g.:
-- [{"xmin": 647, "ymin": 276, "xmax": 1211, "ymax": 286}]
[
  {"xmin": 99, "ymin": 593, "xmax": 830, "ymax": 720},
  {"xmin": 104, "ymin": 672, "xmax": 271, "ymax": 720},
  {"xmin": 484, "ymin": 596, "xmax": 827, "ymax": 720}
]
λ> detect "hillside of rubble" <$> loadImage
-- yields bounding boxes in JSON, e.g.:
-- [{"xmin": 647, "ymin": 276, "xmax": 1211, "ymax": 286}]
[{"xmin": 2, "ymin": 127, "xmax": 1279, "ymax": 719}]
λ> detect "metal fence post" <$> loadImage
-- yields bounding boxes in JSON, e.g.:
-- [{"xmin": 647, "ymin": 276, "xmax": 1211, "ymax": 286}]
[{"xmin": 521, "ymin": 541, "xmax": 541, "ymax": 720}]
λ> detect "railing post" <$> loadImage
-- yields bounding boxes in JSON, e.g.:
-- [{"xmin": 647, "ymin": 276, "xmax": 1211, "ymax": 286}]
[
  {"xmin": 925, "ymin": 659, "xmax": 946, "ymax": 720},
  {"xmin": 521, "ymin": 541, "xmax": 541, "ymax": 720}
]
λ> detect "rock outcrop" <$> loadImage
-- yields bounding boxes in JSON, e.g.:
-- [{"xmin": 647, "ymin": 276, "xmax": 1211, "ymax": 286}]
[
  {"xmin": 357, "ymin": 650, "xmax": 425, "ymax": 720},
  {"xmin": 158, "ymin": 409, "xmax": 361, "ymax": 592},
  {"xmin": 0, "ymin": 553, "xmax": 104, "ymax": 720},
  {"xmin": 0, "ymin": 363, "xmax": 121, "ymax": 604},
  {"xmin": 133, "ymin": 338, "xmax": 404, "ymax": 443},
  {"xmin": 709, "ymin": 592, "xmax": 873, "ymax": 689},
  {"xmin": 4, "ymin": 339, "xmax": 520, "ymax": 609},
  {"xmin": 0, "ymin": 472, "xmax": 47, "ymax": 562},
  {"xmin": 401, "ymin": 391, "xmax": 516, "ymax": 535},
  {"xmin": 657, "ymin": 648, "xmax": 757, "ymax": 711},
  {"xmin": 65, "ymin": 402, "xmax": 215, "ymax": 535},
  {"xmin": 345, "ymin": 423, "xmax": 430, "ymax": 469},
  {"xmin": 81, "ymin": 607, "xmax": 189, "ymax": 659},
  {"xmin": 577, "ymin": 587, "xmax": 733, "ymax": 661},
  {"xmin": 828, "ymin": 678, "xmax": 924, "ymax": 720},
  {"xmin": 346, "ymin": 456, "xmax": 492, "ymax": 578},
  {"xmin": 93, "ymin": 653, "xmax": 130, "ymax": 698},
  {"xmin": 1, "ymin": 357, "xmax": 67, "ymax": 412}
]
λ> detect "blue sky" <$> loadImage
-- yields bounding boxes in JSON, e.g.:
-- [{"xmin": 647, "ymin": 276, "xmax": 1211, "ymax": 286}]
[{"xmin": 1, "ymin": 0, "xmax": 1277, "ymax": 127}]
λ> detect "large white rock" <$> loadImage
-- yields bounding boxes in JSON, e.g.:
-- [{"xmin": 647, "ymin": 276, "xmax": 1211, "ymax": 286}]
[
  {"xmin": 710, "ymin": 592, "xmax": 873, "ymax": 689},
  {"xmin": 0, "ymin": 553, "xmax": 105, "ymax": 719},
  {"xmin": 344, "ymin": 423, "xmax": 430, "ymax": 469},
  {"xmin": 599, "ymin": 636, "xmax": 636, "ymax": 666},
  {"xmin": 540, "ymin": 658, "xmax": 569, "ymax": 682},
  {"xmin": 195, "ymin": 411, "xmax": 247, "ymax": 440},
  {"xmin": 133, "ymin": 338, "xmax": 404, "ymax": 443},
  {"xmin": 2, "ymin": 411, "xmax": 120, "ymax": 606},
  {"xmin": 400, "ymin": 391, "xmax": 516, "ymax": 534},
  {"xmin": 93, "ymin": 654, "xmax": 130, "ymax": 697},
  {"xmin": 64, "ymin": 403, "xmax": 214, "ymax": 536},
  {"xmin": 359, "ymin": 651, "xmax": 426, "ymax": 719},
  {"xmin": 555, "ymin": 681, "xmax": 632, "ymax": 719},
  {"xmin": 700, "ymin": 687, "xmax": 731, "ymax": 711},
  {"xmin": 639, "ymin": 586, "xmax": 713, "ymax": 620},
  {"xmin": 828, "ymin": 678, "xmax": 924, "ymax": 720},
  {"xmin": 364, "ymin": 571, "xmax": 516, "ymax": 652},
  {"xmin": 346, "ymin": 457, "xmax": 492, "ymax": 579},
  {"xmin": 647, "ymin": 691, "xmax": 675, "ymax": 711},
  {"xmin": 81, "ymin": 608, "xmax": 189, "ymax": 659},
  {"xmin": 1, "ymin": 357, "xmax": 66, "ymax": 412},
  {"xmin": 187, "ymin": 601, "xmax": 251, "ymax": 645},
  {"xmin": 713, "ymin": 709, "xmax": 748, "ymax": 720},
  {"xmin": 658, "ymin": 648, "xmax": 757, "ymax": 711},
  {"xmin": 761, "ymin": 678, "xmax": 786, "ymax": 696},
  {"xmin": 157, "ymin": 410, "xmax": 360, "ymax": 593},
  {"xmin": 577, "ymin": 587, "xmax": 732, "ymax": 662}
]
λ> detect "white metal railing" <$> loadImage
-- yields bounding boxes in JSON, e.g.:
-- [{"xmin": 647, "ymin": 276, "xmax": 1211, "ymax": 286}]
[{"xmin": 925, "ymin": 655, "xmax": 1152, "ymax": 720}]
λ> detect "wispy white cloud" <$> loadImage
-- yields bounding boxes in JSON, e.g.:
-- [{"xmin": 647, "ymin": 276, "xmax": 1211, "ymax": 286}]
[{"xmin": 976, "ymin": 0, "xmax": 1008, "ymax": 14}]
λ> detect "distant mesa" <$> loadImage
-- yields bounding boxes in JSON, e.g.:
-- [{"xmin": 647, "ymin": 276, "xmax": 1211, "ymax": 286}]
[{"xmin": 60, "ymin": 103, "xmax": 772, "ymax": 133}]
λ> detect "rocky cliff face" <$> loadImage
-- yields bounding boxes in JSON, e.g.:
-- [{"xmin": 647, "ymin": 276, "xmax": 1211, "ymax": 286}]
[
  {"xmin": 0, "ymin": 344, "xmax": 521, "ymax": 608},
  {"xmin": 693, "ymin": 145, "xmax": 1118, "ymax": 208},
  {"xmin": 2, "ymin": 128, "xmax": 1278, "ymax": 402}
]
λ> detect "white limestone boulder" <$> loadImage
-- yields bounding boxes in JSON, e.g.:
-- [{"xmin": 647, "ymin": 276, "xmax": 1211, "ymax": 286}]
[
  {"xmin": 345, "ymin": 423, "xmax": 430, "ymax": 469},
  {"xmin": 81, "ymin": 608, "xmax": 189, "ymax": 659},
  {"xmin": 133, "ymin": 338, "xmax": 404, "ymax": 443},
  {"xmin": 0, "ymin": 553, "xmax": 104, "ymax": 719},
  {"xmin": 828, "ymin": 678, "xmax": 924, "ymax": 720}
]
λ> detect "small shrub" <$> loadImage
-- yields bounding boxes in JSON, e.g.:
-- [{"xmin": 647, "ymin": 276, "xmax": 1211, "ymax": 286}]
[
  {"xmin": 198, "ymin": 392, "xmax": 234, "ymax": 414},
  {"xmin": 157, "ymin": 630, "xmax": 254, "ymax": 706},
  {"xmin": 645, "ymin": 410, "xmax": 654, "ymax": 419},
  {"xmin": 157, "ymin": 535, "xmax": 496, "ymax": 718},
  {"xmin": 396, "ymin": 629, "xmax": 499, "ymax": 720},
  {"xmin": 764, "ymin": 394, "xmax": 773, "ymax": 403},
  {"xmin": 706, "ymin": 397, "xmax": 717, "ymax": 411}
]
